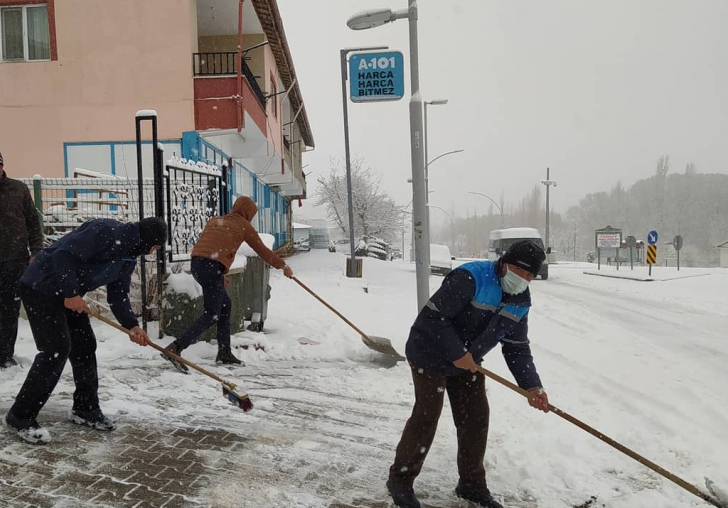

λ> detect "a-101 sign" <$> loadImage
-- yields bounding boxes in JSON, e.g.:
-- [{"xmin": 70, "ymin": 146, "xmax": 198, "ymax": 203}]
[{"xmin": 349, "ymin": 51, "xmax": 404, "ymax": 103}]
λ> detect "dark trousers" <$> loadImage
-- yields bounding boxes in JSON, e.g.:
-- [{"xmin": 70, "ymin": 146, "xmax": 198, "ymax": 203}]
[
  {"xmin": 389, "ymin": 364, "xmax": 490, "ymax": 490},
  {"xmin": 0, "ymin": 260, "xmax": 27, "ymax": 361},
  {"xmin": 9, "ymin": 284, "xmax": 100, "ymax": 421},
  {"xmin": 177, "ymin": 257, "xmax": 231, "ymax": 351}
]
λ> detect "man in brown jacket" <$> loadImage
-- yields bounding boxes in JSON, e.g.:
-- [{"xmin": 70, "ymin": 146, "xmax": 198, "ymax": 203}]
[
  {"xmin": 0, "ymin": 151, "xmax": 43, "ymax": 368},
  {"xmin": 163, "ymin": 196, "xmax": 293, "ymax": 371}
]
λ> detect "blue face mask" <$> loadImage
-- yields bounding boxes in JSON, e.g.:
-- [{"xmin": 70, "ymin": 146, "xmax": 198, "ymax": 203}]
[{"xmin": 501, "ymin": 267, "xmax": 530, "ymax": 295}]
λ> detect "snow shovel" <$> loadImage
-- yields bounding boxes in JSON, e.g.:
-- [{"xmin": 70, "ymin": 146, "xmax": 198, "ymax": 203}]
[
  {"xmin": 87, "ymin": 310, "xmax": 253, "ymax": 412},
  {"xmin": 475, "ymin": 365, "xmax": 728, "ymax": 508},
  {"xmin": 293, "ymin": 277, "xmax": 405, "ymax": 361}
]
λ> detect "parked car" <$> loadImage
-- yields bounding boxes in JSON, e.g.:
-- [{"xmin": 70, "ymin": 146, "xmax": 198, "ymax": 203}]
[
  {"xmin": 294, "ymin": 238, "xmax": 311, "ymax": 252},
  {"xmin": 430, "ymin": 244, "xmax": 454, "ymax": 276}
]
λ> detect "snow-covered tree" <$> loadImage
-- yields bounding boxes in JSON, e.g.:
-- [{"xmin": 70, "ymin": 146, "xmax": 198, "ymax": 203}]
[{"xmin": 314, "ymin": 157, "xmax": 402, "ymax": 244}]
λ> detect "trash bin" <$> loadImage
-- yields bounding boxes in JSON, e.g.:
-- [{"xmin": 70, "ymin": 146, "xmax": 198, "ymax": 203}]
[
  {"xmin": 241, "ymin": 256, "xmax": 271, "ymax": 332},
  {"xmin": 160, "ymin": 256, "xmax": 271, "ymax": 339}
]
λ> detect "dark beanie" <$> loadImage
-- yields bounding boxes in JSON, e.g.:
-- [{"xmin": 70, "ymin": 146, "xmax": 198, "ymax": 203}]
[
  {"xmin": 501, "ymin": 240, "xmax": 545, "ymax": 276},
  {"xmin": 139, "ymin": 217, "xmax": 167, "ymax": 254}
]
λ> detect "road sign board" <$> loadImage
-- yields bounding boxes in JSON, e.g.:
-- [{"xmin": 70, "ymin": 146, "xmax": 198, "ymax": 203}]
[
  {"xmin": 673, "ymin": 235, "xmax": 684, "ymax": 251},
  {"xmin": 625, "ymin": 235, "xmax": 636, "ymax": 248},
  {"xmin": 597, "ymin": 233, "xmax": 621, "ymax": 248},
  {"xmin": 647, "ymin": 230, "xmax": 658, "ymax": 245},
  {"xmin": 349, "ymin": 51, "xmax": 405, "ymax": 103},
  {"xmin": 646, "ymin": 244, "xmax": 657, "ymax": 265}
]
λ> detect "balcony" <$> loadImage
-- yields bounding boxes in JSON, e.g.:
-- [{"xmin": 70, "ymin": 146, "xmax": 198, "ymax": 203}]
[{"xmin": 192, "ymin": 52, "xmax": 267, "ymax": 135}]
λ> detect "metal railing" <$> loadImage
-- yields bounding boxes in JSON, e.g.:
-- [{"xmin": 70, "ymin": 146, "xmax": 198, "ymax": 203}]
[{"xmin": 192, "ymin": 52, "xmax": 267, "ymax": 107}]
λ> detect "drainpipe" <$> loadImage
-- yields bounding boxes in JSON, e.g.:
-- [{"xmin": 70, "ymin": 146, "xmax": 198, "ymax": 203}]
[{"xmin": 236, "ymin": 0, "xmax": 244, "ymax": 133}]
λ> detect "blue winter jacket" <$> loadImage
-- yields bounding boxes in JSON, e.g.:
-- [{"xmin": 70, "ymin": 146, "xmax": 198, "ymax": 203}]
[
  {"xmin": 405, "ymin": 259, "xmax": 543, "ymax": 389},
  {"xmin": 20, "ymin": 219, "xmax": 141, "ymax": 330}
]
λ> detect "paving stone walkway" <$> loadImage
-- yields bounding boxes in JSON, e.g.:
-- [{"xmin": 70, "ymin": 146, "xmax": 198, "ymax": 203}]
[{"xmin": 1, "ymin": 409, "xmax": 249, "ymax": 508}]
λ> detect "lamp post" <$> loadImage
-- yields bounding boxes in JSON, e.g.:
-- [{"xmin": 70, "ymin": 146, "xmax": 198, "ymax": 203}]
[
  {"xmin": 348, "ymin": 1, "xmax": 430, "ymax": 311},
  {"xmin": 424, "ymin": 99, "xmax": 448, "ymax": 197},
  {"xmin": 541, "ymin": 167, "xmax": 557, "ymax": 256},
  {"xmin": 340, "ymin": 45, "xmax": 388, "ymax": 277},
  {"xmin": 429, "ymin": 205, "xmax": 454, "ymax": 250},
  {"xmin": 426, "ymin": 148, "xmax": 463, "ymax": 244},
  {"xmin": 468, "ymin": 191, "xmax": 504, "ymax": 228}
]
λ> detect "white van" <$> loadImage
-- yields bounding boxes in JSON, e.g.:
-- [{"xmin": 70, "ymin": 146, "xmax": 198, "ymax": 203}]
[
  {"xmin": 430, "ymin": 244, "xmax": 454, "ymax": 276},
  {"xmin": 488, "ymin": 228, "xmax": 549, "ymax": 280}
]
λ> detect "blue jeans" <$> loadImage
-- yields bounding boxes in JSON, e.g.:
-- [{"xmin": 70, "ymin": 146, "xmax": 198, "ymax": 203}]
[{"xmin": 177, "ymin": 257, "xmax": 231, "ymax": 351}]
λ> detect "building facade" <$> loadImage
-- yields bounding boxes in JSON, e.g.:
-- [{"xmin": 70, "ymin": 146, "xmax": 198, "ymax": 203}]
[{"xmin": 0, "ymin": 0, "xmax": 313, "ymax": 246}]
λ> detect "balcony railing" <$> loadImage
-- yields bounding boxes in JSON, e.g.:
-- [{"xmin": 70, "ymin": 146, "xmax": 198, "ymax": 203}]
[{"xmin": 192, "ymin": 52, "xmax": 267, "ymax": 107}]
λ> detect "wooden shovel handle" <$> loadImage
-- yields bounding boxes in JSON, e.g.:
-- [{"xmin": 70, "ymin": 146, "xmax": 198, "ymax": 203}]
[
  {"xmin": 476, "ymin": 365, "xmax": 722, "ymax": 507},
  {"xmin": 293, "ymin": 277, "xmax": 370, "ymax": 340},
  {"xmin": 86, "ymin": 310, "xmax": 234, "ymax": 389}
]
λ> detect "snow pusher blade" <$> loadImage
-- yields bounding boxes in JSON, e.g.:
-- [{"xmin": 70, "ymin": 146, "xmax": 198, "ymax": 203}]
[
  {"xmin": 87, "ymin": 310, "xmax": 253, "ymax": 412},
  {"xmin": 293, "ymin": 277, "xmax": 405, "ymax": 361}
]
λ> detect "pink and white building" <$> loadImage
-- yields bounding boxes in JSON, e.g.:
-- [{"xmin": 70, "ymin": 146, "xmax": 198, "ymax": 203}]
[{"xmin": 0, "ymin": 0, "xmax": 314, "ymax": 246}]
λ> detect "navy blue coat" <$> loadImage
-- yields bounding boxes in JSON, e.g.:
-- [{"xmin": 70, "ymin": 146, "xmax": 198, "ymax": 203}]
[
  {"xmin": 405, "ymin": 259, "xmax": 543, "ymax": 390},
  {"xmin": 20, "ymin": 219, "xmax": 142, "ymax": 330}
]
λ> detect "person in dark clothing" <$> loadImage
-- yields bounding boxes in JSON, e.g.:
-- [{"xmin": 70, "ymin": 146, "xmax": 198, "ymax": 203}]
[
  {"xmin": 3, "ymin": 217, "xmax": 167, "ymax": 445},
  {"xmin": 162, "ymin": 196, "xmax": 293, "ymax": 373},
  {"xmin": 0, "ymin": 151, "xmax": 44, "ymax": 368},
  {"xmin": 387, "ymin": 240, "xmax": 550, "ymax": 508}
]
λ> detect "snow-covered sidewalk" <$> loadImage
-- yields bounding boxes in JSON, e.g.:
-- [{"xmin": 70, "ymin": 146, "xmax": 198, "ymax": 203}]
[{"xmin": 1, "ymin": 252, "xmax": 727, "ymax": 507}]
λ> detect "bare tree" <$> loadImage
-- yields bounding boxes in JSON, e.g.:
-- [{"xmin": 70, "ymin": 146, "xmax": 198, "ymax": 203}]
[{"xmin": 315, "ymin": 157, "xmax": 402, "ymax": 244}]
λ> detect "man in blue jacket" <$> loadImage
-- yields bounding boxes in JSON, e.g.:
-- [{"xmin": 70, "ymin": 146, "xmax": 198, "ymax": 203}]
[
  {"xmin": 387, "ymin": 240, "xmax": 550, "ymax": 508},
  {"xmin": 3, "ymin": 217, "xmax": 167, "ymax": 445}
]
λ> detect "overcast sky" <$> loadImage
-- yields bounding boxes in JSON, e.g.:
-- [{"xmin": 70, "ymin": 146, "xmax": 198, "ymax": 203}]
[{"xmin": 277, "ymin": 0, "xmax": 728, "ymax": 221}]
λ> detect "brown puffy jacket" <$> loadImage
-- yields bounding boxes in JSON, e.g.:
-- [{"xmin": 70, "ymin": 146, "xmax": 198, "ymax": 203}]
[{"xmin": 191, "ymin": 196, "xmax": 286, "ymax": 273}]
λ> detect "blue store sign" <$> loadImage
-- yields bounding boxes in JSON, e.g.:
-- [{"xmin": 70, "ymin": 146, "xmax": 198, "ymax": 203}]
[{"xmin": 349, "ymin": 51, "xmax": 405, "ymax": 103}]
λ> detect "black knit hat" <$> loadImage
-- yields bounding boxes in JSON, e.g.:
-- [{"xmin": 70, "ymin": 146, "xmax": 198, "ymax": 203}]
[
  {"xmin": 139, "ymin": 217, "xmax": 167, "ymax": 254},
  {"xmin": 501, "ymin": 240, "xmax": 545, "ymax": 277}
]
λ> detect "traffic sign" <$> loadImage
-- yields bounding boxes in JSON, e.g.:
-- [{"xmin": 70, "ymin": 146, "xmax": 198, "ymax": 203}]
[
  {"xmin": 625, "ymin": 235, "xmax": 636, "ymax": 248},
  {"xmin": 646, "ymin": 244, "xmax": 657, "ymax": 265},
  {"xmin": 349, "ymin": 51, "xmax": 405, "ymax": 103},
  {"xmin": 672, "ymin": 235, "xmax": 684, "ymax": 251},
  {"xmin": 647, "ymin": 230, "xmax": 658, "ymax": 245}
]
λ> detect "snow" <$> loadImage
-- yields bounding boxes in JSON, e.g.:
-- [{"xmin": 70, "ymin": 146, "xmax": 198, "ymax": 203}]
[
  {"xmin": 2, "ymin": 253, "xmax": 727, "ymax": 507},
  {"xmin": 135, "ymin": 109, "xmax": 157, "ymax": 117}
]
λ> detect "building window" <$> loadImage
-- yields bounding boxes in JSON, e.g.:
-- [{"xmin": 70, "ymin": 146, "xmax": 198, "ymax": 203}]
[{"xmin": 0, "ymin": 3, "xmax": 50, "ymax": 62}]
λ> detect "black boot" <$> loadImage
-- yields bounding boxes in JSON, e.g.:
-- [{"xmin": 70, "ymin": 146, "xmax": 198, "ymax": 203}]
[
  {"xmin": 386, "ymin": 480, "xmax": 421, "ymax": 508},
  {"xmin": 161, "ymin": 341, "xmax": 189, "ymax": 374},
  {"xmin": 216, "ymin": 348, "xmax": 244, "ymax": 366},
  {"xmin": 455, "ymin": 484, "xmax": 503, "ymax": 508},
  {"xmin": 71, "ymin": 408, "xmax": 117, "ymax": 431}
]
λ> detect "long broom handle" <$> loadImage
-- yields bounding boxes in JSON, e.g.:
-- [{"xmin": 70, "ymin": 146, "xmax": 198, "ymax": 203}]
[
  {"xmin": 87, "ymin": 310, "xmax": 234, "ymax": 389},
  {"xmin": 477, "ymin": 365, "xmax": 721, "ymax": 507},
  {"xmin": 293, "ymin": 277, "xmax": 371, "ymax": 341}
]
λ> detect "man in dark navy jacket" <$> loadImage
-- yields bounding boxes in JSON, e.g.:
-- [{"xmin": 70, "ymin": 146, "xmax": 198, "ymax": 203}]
[
  {"xmin": 387, "ymin": 240, "xmax": 550, "ymax": 508},
  {"xmin": 3, "ymin": 217, "xmax": 167, "ymax": 445}
]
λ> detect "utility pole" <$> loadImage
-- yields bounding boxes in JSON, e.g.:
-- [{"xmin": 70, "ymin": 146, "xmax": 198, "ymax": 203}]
[{"xmin": 541, "ymin": 167, "xmax": 557, "ymax": 256}]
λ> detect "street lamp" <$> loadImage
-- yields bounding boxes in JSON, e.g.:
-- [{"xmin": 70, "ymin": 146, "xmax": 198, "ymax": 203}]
[
  {"xmin": 429, "ymin": 205, "xmax": 454, "ymax": 251},
  {"xmin": 541, "ymin": 167, "xmax": 557, "ymax": 257},
  {"xmin": 348, "ymin": 1, "xmax": 431, "ymax": 311},
  {"xmin": 424, "ymin": 98, "xmax": 448, "ymax": 197},
  {"xmin": 468, "ymin": 191, "xmax": 504, "ymax": 228}
]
